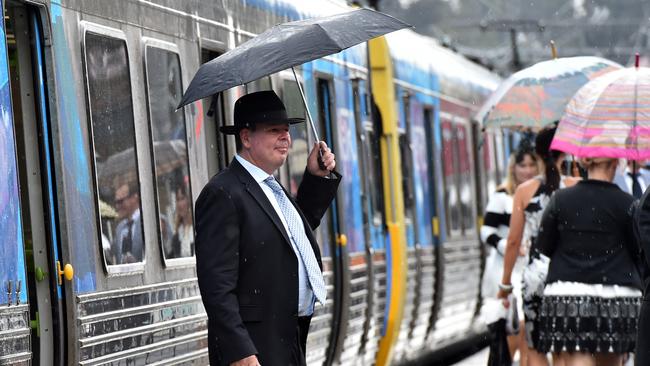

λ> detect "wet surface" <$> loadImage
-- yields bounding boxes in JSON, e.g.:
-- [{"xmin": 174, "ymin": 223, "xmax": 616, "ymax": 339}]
[{"xmin": 450, "ymin": 347, "xmax": 489, "ymax": 366}]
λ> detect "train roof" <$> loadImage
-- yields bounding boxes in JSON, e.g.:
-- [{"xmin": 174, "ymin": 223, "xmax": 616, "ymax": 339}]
[
  {"xmin": 387, "ymin": 29, "xmax": 501, "ymax": 103},
  {"xmin": 243, "ymin": 0, "xmax": 352, "ymax": 19}
]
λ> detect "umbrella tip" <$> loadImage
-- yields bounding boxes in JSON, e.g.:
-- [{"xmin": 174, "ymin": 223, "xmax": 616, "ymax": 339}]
[
  {"xmin": 550, "ymin": 40, "xmax": 557, "ymax": 59},
  {"xmin": 636, "ymin": 53, "xmax": 640, "ymax": 68}
]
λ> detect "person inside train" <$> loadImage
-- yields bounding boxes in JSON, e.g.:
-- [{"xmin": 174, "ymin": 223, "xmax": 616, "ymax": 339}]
[
  {"xmin": 535, "ymin": 156, "xmax": 643, "ymax": 366},
  {"xmin": 497, "ymin": 124, "xmax": 580, "ymax": 366},
  {"xmin": 613, "ymin": 159, "xmax": 650, "ymax": 199},
  {"xmin": 194, "ymin": 90, "xmax": 340, "ymax": 366},
  {"xmin": 113, "ymin": 181, "xmax": 144, "ymax": 264},
  {"xmin": 480, "ymin": 143, "xmax": 539, "ymax": 361},
  {"xmin": 167, "ymin": 176, "xmax": 194, "ymax": 258}
]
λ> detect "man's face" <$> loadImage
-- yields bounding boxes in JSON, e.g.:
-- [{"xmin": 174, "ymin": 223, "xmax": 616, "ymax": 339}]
[
  {"xmin": 241, "ymin": 122, "xmax": 292, "ymax": 174},
  {"xmin": 115, "ymin": 184, "xmax": 139, "ymax": 219}
]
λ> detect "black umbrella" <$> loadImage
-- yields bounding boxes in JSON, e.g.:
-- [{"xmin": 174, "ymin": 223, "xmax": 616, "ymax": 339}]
[{"xmin": 178, "ymin": 8, "xmax": 410, "ymax": 140}]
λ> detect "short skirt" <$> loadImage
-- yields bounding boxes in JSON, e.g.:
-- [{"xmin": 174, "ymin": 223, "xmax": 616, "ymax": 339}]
[{"xmin": 536, "ymin": 282, "xmax": 642, "ymax": 354}]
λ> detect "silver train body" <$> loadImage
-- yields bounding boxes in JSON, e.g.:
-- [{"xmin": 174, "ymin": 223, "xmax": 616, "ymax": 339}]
[{"xmin": 0, "ymin": 0, "xmax": 514, "ymax": 365}]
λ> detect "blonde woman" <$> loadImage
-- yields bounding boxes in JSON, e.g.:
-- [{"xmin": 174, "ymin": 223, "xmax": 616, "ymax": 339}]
[
  {"xmin": 480, "ymin": 146, "xmax": 539, "ymax": 360},
  {"xmin": 498, "ymin": 125, "xmax": 580, "ymax": 366},
  {"xmin": 535, "ymin": 157, "xmax": 642, "ymax": 366}
]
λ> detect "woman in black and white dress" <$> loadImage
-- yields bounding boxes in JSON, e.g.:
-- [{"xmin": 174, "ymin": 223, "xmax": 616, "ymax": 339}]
[
  {"xmin": 498, "ymin": 125, "xmax": 581, "ymax": 366},
  {"xmin": 535, "ymin": 157, "xmax": 643, "ymax": 365},
  {"xmin": 480, "ymin": 146, "xmax": 538, "ymax": 359}
]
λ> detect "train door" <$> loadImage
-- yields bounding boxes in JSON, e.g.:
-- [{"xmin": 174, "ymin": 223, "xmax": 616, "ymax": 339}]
[
  {"xmin": 392, "ymin": 91, "xmax": 419, "ymax": 360},
  {"xmin": 1, "ymin": 3, "xmax": 67, "ymax": 365},
  {"xmin": 357, "ymin": 93, "xmax": 388, "ymax": 364},
  {"xmin": 405, "ymin": 100, "xmax": 437, "ymax": 355},
  {"xmin": 302, "ymin": 76, "xmax": 343, "ymax": 366}
]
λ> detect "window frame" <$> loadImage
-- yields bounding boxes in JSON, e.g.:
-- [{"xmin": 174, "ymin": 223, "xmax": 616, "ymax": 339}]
[
  {"xmin": 80, "ymin": 21, "xmax": 145, "ymax": 275},
  {"xmin": 142, "ymin": 37, "xmax": 196, "ymax": 268}
]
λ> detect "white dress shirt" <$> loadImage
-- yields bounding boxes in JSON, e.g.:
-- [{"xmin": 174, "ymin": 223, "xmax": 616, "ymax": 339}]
[{"xmin": 615, "ymin": 167, "xmax": 648, "ymax": 195}]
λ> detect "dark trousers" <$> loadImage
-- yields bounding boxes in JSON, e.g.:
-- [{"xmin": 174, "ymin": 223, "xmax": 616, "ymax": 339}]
[{"xmin": 290, "ymin": 316, "xmax": 311, "ymax": 366}]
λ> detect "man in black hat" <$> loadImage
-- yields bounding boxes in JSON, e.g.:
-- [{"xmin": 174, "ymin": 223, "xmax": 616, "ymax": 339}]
[{"xmin": 195, "ymin": 90, "xmax": 340, "ymax": 366}]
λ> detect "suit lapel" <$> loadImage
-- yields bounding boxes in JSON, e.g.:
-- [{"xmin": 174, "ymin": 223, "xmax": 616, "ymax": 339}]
[{"xmin": 230, "ymin": 159, "xmax": 292, "ymax": 247}]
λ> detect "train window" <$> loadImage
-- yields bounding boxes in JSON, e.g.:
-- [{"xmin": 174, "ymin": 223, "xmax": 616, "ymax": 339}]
[
  {"xmin": 441, "ymin": 120, "xmax": 461, "ymax": 236},
  {"xmin": 399, "ymin": 134, "xmax": 415, "ymax": 217},
  {"xmin": 144, "ymin": 43, "xmax": 194, "ymax": 263},
  {"xmin": 364, "ymin": 127, "xmax": 384, "ymax": 222},
  {"xmin": 246, "ymin": 76, "xmax": 272, "ymax": 93},
  {"xmin": 282, "ymin": 79, "xmax": 309, "ymax": 195},
  {"xmin": 83, "ymin": 30, "xmax": 145, "ymax": 269},
  {"xmin": 456, "ymin": 124, "xmax": 475, "ymax": 233}
]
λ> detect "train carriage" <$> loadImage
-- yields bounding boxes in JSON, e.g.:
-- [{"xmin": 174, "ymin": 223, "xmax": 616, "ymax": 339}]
[{"xmin": 0, "ymin": 0, "xmax": 506, "ymax": 365}]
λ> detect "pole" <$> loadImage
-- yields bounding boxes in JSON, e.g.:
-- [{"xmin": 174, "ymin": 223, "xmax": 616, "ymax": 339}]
[
  {"xmin": 292, "ymin": 67, "xmax": 330, "ymax": 175},
  {"xmin": 292, "ymin": 67, "xmax": 320, "ymax": 142}
]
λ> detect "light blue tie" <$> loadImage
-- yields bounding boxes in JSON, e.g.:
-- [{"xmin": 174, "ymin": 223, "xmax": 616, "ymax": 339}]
[{"xmin": 264, "ymin": 176, "xmax": 327, "ymax": 304}]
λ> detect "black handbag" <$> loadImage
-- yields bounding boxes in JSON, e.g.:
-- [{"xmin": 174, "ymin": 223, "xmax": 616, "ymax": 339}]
[{"xmin": 487, "ymin": 319, "xmax": 512, "ymax": 366}]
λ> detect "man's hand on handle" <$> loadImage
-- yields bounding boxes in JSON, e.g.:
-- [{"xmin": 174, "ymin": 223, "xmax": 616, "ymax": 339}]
[
  {"xmin": 307, "ymin": 141, "xmax": 336, "ymax": 177},
  {"xmin": 230, "ymin": 355, "xmax": 260, "ymax": 366}
]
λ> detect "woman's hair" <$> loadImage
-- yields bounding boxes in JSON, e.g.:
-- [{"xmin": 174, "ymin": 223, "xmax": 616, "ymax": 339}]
[
  {"xmin": 535, "ymin": 124, "xmax": 563, "ymax": 191},
  {"xmin": 578, "ymin": 157, "xmax": 617, "ymax": 170},
  {"xmin": 499, "ymin": 146, "xmax": 538, "ymax": 195}
]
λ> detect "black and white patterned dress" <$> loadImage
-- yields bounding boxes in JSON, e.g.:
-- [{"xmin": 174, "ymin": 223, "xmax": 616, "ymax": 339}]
[{"xmin": 519, "ymin": 176, "xmax": 566, "ymax": 349}]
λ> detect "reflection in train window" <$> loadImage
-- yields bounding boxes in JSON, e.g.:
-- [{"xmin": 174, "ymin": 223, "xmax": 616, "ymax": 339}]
[
  {"xmin": 145, "ymin": 45, "xmax": 194, "ymax": 261},
  {"xmin": 83, "ymin": 32, "xmax": 144, "ymax": 267},
  {"xmin": 246, "ymin": 76, "xmax": 272, "ymax": 93},
  {"xmin": 282, "ymin": 79, "xmax": 309, "ymax": 196},
  {"xmin": 365, "ymin": 128, "xmax": 384, "ymax": 223}
]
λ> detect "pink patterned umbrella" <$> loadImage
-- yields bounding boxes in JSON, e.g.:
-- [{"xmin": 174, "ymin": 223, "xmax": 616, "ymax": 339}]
[{"xmin": 551, "ymin": 62, "xmax": 650, "ymax": 159}]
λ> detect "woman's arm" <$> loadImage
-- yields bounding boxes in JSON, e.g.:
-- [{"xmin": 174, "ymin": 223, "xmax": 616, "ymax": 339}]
[{"xmin": 497, "ymin": 186, "xmax": 527, "ymax": 300}]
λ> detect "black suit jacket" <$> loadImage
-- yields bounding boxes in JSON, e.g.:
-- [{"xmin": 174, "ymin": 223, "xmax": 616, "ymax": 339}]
[{"xmin": 195, "ymin": 158, "xmax": 340, "ymax": 365}]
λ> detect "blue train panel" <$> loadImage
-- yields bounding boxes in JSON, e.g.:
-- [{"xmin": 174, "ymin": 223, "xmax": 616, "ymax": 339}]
[
  {"xmin": 50, "ymin": 3, "xmax": 96, "ymax": 293},
  {"xmin": 0, "ymin": 2, "xmax": 27, "ymax": 305}
]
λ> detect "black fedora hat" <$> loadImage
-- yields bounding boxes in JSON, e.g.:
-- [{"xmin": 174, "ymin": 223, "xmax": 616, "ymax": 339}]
[{"xmin": 219, "ymin": 90, "xmax": 305, "ymax": 135}]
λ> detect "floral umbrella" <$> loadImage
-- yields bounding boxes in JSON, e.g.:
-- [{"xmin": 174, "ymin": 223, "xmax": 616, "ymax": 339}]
[{"xmin": 476, "ymin": 56, "xmax": 622, "ymax": 130}]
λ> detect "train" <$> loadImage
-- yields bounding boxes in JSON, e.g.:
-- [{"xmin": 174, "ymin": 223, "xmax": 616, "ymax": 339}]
[{"xmin": 0, "ymin": 0, "xmax": 521, "ymax": 365}]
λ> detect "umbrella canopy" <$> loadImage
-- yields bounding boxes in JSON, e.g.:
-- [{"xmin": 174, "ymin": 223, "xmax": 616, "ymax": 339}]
[
  {"xmin": 177, "ymin": 8, "xmax": 410, "ymax": 108},
  {"xmin": 476, "ymin": 56, "xmax": 622, "ymax": 130},
  {"xmin": 551, "ymin": 66, "xmax": 650, "ymax": 160}
]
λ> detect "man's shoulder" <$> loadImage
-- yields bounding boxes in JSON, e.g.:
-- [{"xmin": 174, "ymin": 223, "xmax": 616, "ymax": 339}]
[{"xmin": 200, "ymin": 167, "xmax": 241, "ymax": 196}]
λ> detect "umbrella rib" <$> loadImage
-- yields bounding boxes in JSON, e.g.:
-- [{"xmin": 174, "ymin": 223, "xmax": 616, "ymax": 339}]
[{"xmin": 634, "ymin": 71, "xmax": 639, "ymax": 158}]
